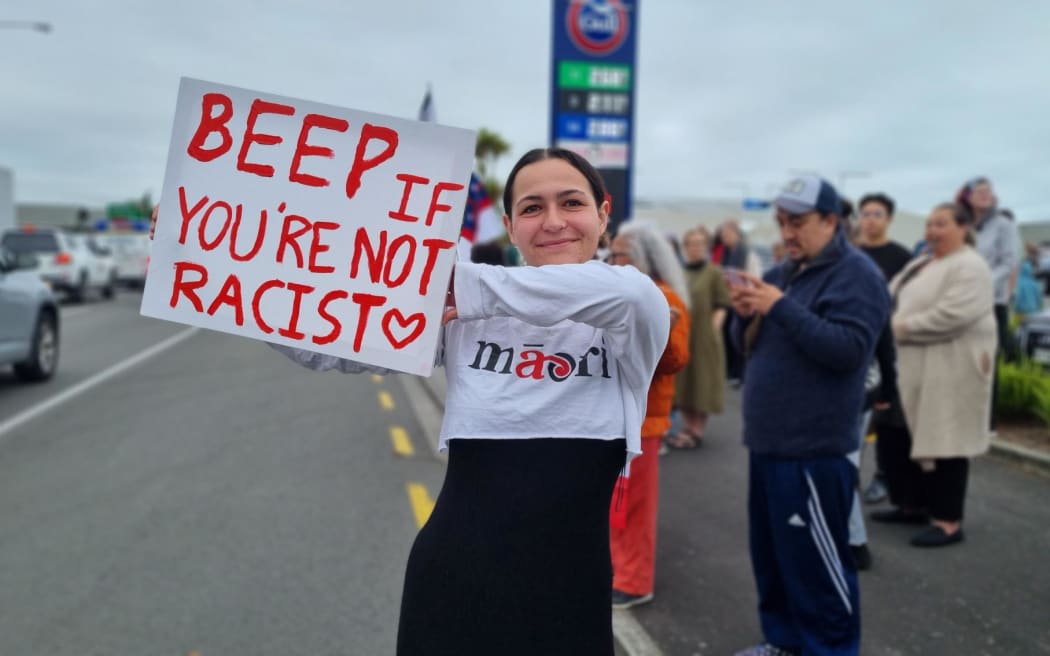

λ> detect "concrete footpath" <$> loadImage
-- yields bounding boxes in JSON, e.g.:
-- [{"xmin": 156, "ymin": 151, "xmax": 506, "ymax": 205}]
[{"xmin": 403, "ymin": 372, "xmax": 1050, "ymax": 656}]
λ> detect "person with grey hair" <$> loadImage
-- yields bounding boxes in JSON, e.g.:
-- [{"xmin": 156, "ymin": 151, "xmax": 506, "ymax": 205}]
[
  {"xmin": 608, "ymin": 223, "xmax": 690, "ymax": 309},
  {"xmin": 605, "ymin": 223, "xmax": 691, "ymax": 608}
]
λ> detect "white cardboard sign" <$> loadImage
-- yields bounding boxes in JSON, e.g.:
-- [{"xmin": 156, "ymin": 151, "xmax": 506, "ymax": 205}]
[{"xmin": 141, "ymin": 78, "xmax": 476, "ymax": 375}]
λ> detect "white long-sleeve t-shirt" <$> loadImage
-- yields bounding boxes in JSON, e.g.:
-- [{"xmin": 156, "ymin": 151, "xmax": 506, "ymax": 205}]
[{"xmin": 271, "ymin": 260, "xmax": 670, "ymax": 457}]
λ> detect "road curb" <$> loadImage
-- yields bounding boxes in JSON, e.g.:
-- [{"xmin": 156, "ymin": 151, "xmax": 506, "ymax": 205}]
[
  {"xmin": 399, "ymin": 373, "xmax": 447, "ymax": 462},
  {"xmin": 989, "ymin": 438, "xmax": 1050, "ymax": 474}
]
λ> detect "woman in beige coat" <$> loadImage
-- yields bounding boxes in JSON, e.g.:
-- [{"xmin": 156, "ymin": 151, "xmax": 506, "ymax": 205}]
[{"xmin": 871, "ymin": 202, "xmax": 996, "ymax": 548}]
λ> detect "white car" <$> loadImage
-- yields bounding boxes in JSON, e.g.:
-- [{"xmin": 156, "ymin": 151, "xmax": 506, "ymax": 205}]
[
  {"xmin": 0, "ymin": 246, "xmax": 60, "ymax": 381},
  {"xmin": 1017, "ymin": 310, "xmax": 1050, "ymax": 366},
  {"xmin": 0, "ymin": 228, "xmax": 118, "ymax": 302},
  {"xmin": 97, "ymin": 232, "xmax": 151, "ymax": 288}
]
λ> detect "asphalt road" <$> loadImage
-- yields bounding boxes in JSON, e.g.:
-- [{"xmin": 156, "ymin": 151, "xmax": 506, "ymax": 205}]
[
  {"xmin": 418, "ymin": 358, "xmax": 1050, "ymax": 656},
  {"xmin": 636, "ymin": 396, "xmax": 1050, "ymax": 656},
  {"xmin": 3, "ymin": 291, "xmax": 1049, "ymax": 656},
  {"xmin": 0, "ymin": 292, "xmax": 445, "ymax": 656}
]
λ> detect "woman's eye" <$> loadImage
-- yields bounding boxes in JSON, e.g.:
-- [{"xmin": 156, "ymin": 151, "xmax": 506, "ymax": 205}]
[
  {"xmin": 565, "ymin": 198, "xmax": 584, "ymax": 207},
  {"xmin": 521, "ymin": 204, "xmax": 541, "ymax": 215}
]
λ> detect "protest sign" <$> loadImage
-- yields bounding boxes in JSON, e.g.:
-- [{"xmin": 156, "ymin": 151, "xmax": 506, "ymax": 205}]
[{"xmin": 142, "ymin": 78, "xmax": 476, "ymax": 375}]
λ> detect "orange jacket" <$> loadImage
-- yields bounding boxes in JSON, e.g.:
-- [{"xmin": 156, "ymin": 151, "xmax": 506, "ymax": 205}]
[{"xmin": 643, "ymin": 281, "xmax": 691, "ymax": 438}]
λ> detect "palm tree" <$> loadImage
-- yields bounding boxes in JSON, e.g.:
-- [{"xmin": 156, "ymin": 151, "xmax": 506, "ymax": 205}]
[
  {"xmin": 475, "ymin": 128, "xmax": 510, "ymax": 179},
  {"xmin": 475, "ymin": 128, "xmax": 510, "ymax": 211}
]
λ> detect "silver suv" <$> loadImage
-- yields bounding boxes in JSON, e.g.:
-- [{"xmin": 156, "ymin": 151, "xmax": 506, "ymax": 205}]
[
  {"xmin": 0, "ymin": 228, "xmax": 117, "ymax": 302},
  {"xmin": 0, "ymin": 246, "xmax": 60, "ymax": 381}
]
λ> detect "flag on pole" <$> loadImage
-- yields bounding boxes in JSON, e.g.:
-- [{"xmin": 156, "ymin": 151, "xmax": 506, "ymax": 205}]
[
  {"xmin": 463, "ymin": 172, "xmax": 504, "ymax": 242},
  {"xmin": 418, "ymin": 85, "xmax": 435, "ymax": 123},
  {"xmin": 416, "ymin": 86, "xmax": 505, "ymax": 260}
]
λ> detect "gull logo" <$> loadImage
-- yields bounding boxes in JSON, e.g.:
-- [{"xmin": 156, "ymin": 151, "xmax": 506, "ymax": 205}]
[
  {"xmin": 788, "ymin": 513, "xmax": 807, "ymax": 528},
  {"xmin": 566, "ymin": 0, "xmax": 630, "ymax": 57}
]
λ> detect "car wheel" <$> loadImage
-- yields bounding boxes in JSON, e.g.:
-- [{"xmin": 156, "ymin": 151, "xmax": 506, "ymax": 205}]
[
  {"xmin": 102, "ymin": 271, "xmax": 116, "ymax": 299},
  {"xmin": 14, "ymin": 310, "xmax": 59, "ymax": 382},
  {"xmin": 71, "ymin": 271, "xmax": 88, "ymax": 303}
]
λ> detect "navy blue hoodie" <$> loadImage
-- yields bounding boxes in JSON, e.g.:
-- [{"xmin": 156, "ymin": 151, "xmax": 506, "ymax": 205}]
[{"xmin": 733, "ymin": 230, "xmax": 889, "ymax": 458}]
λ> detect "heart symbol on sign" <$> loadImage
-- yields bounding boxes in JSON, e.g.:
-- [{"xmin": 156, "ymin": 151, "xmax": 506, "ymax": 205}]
[{"xmin": 382, "ymin": 310, "xmax": 426, "ymax": 350}]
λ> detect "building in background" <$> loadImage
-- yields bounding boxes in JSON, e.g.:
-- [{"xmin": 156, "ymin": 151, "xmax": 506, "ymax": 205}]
[{"xmin": 1019, "ymin": 221, "xmax": 1050, "ymax": 245}]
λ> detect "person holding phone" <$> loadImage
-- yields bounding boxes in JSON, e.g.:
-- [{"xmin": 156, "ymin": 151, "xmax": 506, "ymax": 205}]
[{"xmin": 729, "ymin": 176, "xmax": 889, "ymax": 656}]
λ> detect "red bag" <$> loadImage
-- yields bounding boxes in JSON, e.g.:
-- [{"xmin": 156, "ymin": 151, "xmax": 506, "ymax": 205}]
[{"xmin": 609, "ymin": 473, "xmax": 630, "ymax": 529}]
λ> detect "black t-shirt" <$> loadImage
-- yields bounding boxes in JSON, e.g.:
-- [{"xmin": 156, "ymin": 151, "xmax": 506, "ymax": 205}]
[
  {"xmin": 860, "ymin": 242, "xmax": 912, "ymax": 282},
  {"xmin": 860, "ymin": 241, "xmax": 912, "ymax": 423}
]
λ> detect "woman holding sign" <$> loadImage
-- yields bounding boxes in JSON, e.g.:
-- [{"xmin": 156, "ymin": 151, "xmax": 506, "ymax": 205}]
[{"xmin": 254, "ymin": 148, "xmax": 667, "ymax": 654}]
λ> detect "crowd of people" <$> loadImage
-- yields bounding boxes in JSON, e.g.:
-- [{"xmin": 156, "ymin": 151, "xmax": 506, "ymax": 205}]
[
  {"xmin": 156, "ymin": 149, "xmax": 1025, "ymax": 655},
  {"xmin": 593, "ymin": 175, "xmax": 1022, "ymax": 656},
  {"xmin": 452, "ymin": 166, "xmax": 1024, "ymax": 656}
]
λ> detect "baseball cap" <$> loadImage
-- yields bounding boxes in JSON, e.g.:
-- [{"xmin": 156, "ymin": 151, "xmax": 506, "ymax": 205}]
[{"xmin": 775, "ymin": 175, "xmax": 842, "ymax": 215}]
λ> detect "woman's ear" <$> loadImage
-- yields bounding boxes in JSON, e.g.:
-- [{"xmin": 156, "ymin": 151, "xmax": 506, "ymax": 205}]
[
  {"xmin": 502, "ymin": 214, "xmax": 515, "ymax": 245},
  {"xmin": 598, "ymin": 200, "xmax": 610, "ymax": 234}
]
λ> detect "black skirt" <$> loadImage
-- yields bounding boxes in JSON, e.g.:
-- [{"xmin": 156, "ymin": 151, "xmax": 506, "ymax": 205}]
[{"xmin": 396, "ymin": 438, "xmax": 627, "ymax": 656}]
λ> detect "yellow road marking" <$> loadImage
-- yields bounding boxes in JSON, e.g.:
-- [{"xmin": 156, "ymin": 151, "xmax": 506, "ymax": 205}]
[
  {"xmin": 407, "ymin": 483, "xmax": 435, "ymax": 528},
  {"xmin": 378, "ymin": 390, "xmax": 394, "ymax": 410},
  {"xmin": 371, "ymin": 374, "xmax": 383, "ymax": 383},
  {"xmin": 390, "ymin": 426, "xmax": 415, "ymax": 457}
]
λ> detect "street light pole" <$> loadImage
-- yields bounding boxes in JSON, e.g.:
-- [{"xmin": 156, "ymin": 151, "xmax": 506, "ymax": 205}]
[{"xmin": 0, "ymin": 20, "xmax": 52, "ymax": 33}]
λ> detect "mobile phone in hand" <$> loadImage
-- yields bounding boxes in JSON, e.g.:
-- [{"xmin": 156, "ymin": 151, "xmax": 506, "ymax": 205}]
[{"xmin": 724, "ymin": 268, "xmax": 752, "ymax": 288}]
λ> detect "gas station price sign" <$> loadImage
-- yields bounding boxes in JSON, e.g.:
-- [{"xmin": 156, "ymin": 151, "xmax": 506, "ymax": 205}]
[{"xmin": 550, "ymin": 0, "xmax": 638, "ymax": 232}]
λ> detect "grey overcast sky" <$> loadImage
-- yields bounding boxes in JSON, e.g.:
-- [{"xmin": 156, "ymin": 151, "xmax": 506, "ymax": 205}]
[{"xmin": 3, "ymin": 0, "xmax": 1049, "ymax": 219}]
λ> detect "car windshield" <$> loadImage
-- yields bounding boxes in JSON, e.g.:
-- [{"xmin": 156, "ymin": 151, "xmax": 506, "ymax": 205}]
[
  {"xmin": 103, "ymin": 235, "xmax": 144, "ymax": 254},
  {"xmin": 1, "ymin": 232, "xmax": 60, "ymax": 254}
]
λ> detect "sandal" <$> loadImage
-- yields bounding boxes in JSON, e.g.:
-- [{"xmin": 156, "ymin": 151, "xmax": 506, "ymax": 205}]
[{"xmin": 664, "ymin": 429, "xmax": 703, "ymax": 449}]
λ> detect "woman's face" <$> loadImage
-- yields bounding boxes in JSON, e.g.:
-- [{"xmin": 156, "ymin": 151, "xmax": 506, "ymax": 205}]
[
  {"xmin": 720, "ymin": 225, "xmax": 740, "ymax": 248},
  {"xmin": 682, "ymin": 233, "xmax": 708, "ymax": 263},
  {"xmin": 607, "ymin": 233, "xmax": 634, "ymax": 267},
  {"xmin": 503, "ymin": 158, "xmax": 608, "ymax": 266},
  {"xmin": 970, "ymin": 181, "xmax": 994, "ymax": 212},
  {"xmin": 925, "ymin": 207, "xmax": 967, "ymax": 257}
]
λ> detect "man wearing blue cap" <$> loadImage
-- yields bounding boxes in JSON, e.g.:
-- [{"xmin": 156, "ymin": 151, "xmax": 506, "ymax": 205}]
[{"xmin": 727, "ymin": 176, "xmax": 889, "ymax": 656}]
